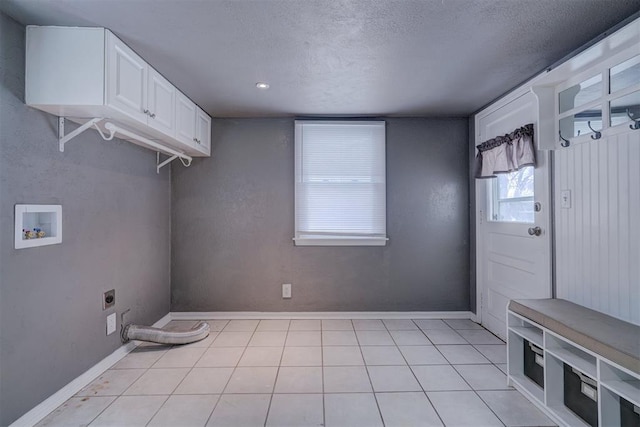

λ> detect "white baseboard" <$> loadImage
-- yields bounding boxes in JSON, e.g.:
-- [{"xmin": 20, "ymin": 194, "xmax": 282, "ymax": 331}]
[
  {"xmin": 171, "ymin": 311, "xmax": 477, "ymax": 320},
  {"xmin": 10, "ymin": 313, "xmax": 172, "ymax": 427}
]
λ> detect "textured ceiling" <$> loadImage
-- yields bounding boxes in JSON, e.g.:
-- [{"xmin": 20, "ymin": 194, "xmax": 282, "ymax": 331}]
[{"xmin": 2, "ymin": 0, "xmax": 639, "ymax": 117}]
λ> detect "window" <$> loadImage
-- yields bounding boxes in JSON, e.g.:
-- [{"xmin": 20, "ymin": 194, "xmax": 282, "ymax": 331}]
[
  {"xmin": 489, "ymin": 166, "xmax": 534, "ymax": 223},
  {"xmin": 294, "ymin": 120, "xmax": 387, "ymax": 246}
]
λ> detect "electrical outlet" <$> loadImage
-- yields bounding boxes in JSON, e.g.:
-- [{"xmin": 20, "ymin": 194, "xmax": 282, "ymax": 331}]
[
  {"xmin": 282, "ymin": 284, "xmax": 292, "ymax": 299},
  {"xmin": 106, "ymin": 313, "xmax": 116, "ymax": 335},
  {"xmin": 561, "ymin": 190, "xmax": 572, "ymax": 209},
  {"xmin": 103, "ymin": 289, "xmax": 115, "ymax": 310}
]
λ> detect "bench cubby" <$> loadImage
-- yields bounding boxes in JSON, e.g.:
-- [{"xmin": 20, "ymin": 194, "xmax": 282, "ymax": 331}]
[{"xmin": 507, "ymin": 299, "xmax": 640, "ymax": 427}]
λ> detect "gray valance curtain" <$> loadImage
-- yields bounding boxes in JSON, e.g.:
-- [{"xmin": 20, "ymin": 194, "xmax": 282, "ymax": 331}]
[{"xmin": 474, "ymin": 123, "xmax": 536, "ymax": 179}]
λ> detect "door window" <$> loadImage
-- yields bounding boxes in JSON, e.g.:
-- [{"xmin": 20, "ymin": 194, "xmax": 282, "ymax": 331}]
[{"xmin": 489, "ymin": 166, "xmax": 534, "ymax": 223}]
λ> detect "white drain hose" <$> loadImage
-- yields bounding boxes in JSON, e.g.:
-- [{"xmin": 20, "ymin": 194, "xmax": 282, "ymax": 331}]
[{"xmin": 122, "ymin": 321, "xmax": 210, "ymax": 345}]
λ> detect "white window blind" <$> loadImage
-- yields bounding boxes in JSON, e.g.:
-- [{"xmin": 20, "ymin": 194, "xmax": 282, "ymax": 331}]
[{"xmin": 294, "ymin": 120, "xmax": 388, "ymax": 246}]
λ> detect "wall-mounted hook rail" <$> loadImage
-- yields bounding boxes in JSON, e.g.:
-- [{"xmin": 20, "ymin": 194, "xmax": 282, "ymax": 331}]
[
  {"xmin": 58, "ymin": 117, "xmax": 104, "ymax": 152},
  {"xmin": 627, "ymin": 109, "xmax": 640, "ymax": 130},
  {"xmin": 559, "ymin": 130, "xmax": 570, "ymax": 148},
  {"xmin": 587, "ymin": 121, "xmax": 602, "ymax": 140}
]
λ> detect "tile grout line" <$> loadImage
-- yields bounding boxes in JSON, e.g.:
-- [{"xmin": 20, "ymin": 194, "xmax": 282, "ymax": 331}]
[
  {"xmin": 414, "ymin": 319, "xmax": 506, "ymax": 426},
  {"xmin": 147, "ymin": 320, "xmax": 219, "ymax": 426},
  {"xmin": 175, "ymin": 320, "xmax": 228, "ymax": 426},
  {"xmin": 263, "ymin": 319, "xmax": 291, "ymax": 427},
  {"xmin": 434, "ymin": 321, "xmax": 508, "ymax": 427},
  {"xmin": 407, "ymin": 319, "xmax": 448, "ymax": 427},
  {"xmin": 87, "ymin": 320, "xmax": 203, "ymax": 426},
  {"xmin": 81, "ymin": 395, "xmax": 120, "ymax": 426},
  {"xmin": 366, "ymin": 319, "xmax": 394, "ymax": 426},
  {"xmin": 79, "ymin": 324, "xmax": 178, "ymax": 426},
  {"xmin": 203, "ymin": 320, "xmax": 259, "ymax": 426},
  {"xmin": 201, "ymin": 321, "xmax": 232, "ymax": 427},
  {"xmin": 143, "ymin": 395, "xmax": 172, "ymax": 427},
  {"xmin": 350, "ymin": 319, "xmax": 387, "ymax": 426},
  {"xmin": 448, "ymin": 361, "xmax": 507, "ymax": 427},
  {"xmin": 197, "ymin": 320, "xmax": 231, "ymax": 427},
  {"xmin": 166, "ymin": 325, "xmax": 217, "ymax": 397},
  {"xmin": 392, "ymin": 320, "xmax": 450, "ymax": 426},
  {"xmin": 117, "ymin": 338, "xmax": 171, "ymax": 426}
]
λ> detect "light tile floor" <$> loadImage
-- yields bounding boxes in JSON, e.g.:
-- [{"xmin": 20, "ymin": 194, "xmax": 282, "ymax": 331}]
[{"xmin": 37, "ymin": 318, "xmax": 556, "ymax": 427}]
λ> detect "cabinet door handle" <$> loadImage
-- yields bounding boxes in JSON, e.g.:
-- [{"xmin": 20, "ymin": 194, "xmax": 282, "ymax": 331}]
[
  {"xmin": 143, "ymin": 109, "xmax": 150, "ymax": 115},
  {"xmin": 150, "ymin": 113, "xmax": 156, "ymax": 118}
]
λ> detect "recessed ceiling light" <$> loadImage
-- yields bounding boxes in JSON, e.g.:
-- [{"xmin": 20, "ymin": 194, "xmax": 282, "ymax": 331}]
[{"xmin": 256, "ymin": 82, "xmax": 270, "ymax": 89}]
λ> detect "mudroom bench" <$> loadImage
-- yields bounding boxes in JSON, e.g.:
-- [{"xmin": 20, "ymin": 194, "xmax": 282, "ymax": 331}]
[{"xmin": 507, "ymin": 298, "xmax": 640, "ymax": 427}]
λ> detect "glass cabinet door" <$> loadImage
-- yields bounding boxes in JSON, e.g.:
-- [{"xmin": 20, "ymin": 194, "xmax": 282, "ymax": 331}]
[
  {"xmin": 558, "ymin": 75, "xmax": 602, "ymax": 114},
  {"xmin": 609, "ymin": 55, "xmax": 640, "ymax": 128}
]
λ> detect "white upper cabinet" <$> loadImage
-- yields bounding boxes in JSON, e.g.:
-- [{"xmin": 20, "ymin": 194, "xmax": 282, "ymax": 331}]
[
  {"xmin": 106, "ymin": 33, "xmax": 147, "ymax": 123},
  {"xmin": 175, "ymin": 91, "xmax": 197, "ymax": 146},
  {"xmin": 147, "ymin": 67, "xmax": 175, "ymax": 135},
  {"xmin": 26, "ymin": 26, "xmax": 211, "ymax": 157},
  {"xmin": 195, "ymin": 107, "xmax": 211, "ymax": 155},
  {"xmin": 175, "ymin": 94, "xmax": 211, "ymax": 155}
]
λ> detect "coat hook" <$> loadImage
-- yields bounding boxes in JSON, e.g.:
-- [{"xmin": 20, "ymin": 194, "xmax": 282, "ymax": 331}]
[
  {"xmin": 627, "ymin": 109, "xmax": 640, "ymax": 130},
  {"xmin": 559, "ymin": 130, "xmax": 570, "ymax": 147},
  {"xmin": 587, "ymin": 121, "xmax": 601, "ymax": 140}
]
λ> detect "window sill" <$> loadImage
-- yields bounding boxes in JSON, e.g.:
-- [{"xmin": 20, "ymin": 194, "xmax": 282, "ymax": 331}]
[{"xmin": 293, "ymin": 236, "xmax": 388, "ymax": 247}]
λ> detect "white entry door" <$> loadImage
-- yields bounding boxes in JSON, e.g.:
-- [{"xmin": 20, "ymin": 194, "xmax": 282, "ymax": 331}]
[{"xmin": 475, "ymin": 91, "xmax": 553, "ymax": 339}]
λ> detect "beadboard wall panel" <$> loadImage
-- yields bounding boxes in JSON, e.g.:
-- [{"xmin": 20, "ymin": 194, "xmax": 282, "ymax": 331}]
[{"xmin": 555, "ymin": 130, "xmax": 640, "ymax": 325}]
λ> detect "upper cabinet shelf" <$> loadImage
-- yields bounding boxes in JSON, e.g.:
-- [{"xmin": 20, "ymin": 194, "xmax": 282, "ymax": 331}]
[{"xmin": 26, "ymin": 26, "xmax": 211, "ymax": 157}]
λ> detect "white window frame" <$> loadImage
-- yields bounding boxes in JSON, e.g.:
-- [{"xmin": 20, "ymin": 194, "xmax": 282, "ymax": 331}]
[
  {"xmin": 294, "ymin": 120, "xmax": 388, "ymax": 246},
  {"xmin": 487, "ymin": 166, "xmax": 535, "ymax": 224}
]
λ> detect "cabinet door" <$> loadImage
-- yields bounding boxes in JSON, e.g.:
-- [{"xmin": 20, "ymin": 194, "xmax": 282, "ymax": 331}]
[
  {"xmin": 175, "ymin": 91, "xmax": 196, "ymax": 146},
  {"xmin": 147, "ymin": 68, "xmax": 175, "ymax": 136},
  {"xmin": 106, "ymin": 33, "xmax": 147, "ymax": 123},
  {"xmin": 195, "ymin": 107, "xmax": 211, "ymax": 155}
]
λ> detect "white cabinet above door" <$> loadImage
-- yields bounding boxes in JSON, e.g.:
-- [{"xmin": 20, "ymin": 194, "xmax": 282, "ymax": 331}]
[
  {"xmin": 147, "ymin": 68, "xmax": 175, "ymax": 136},
  {"xmin": 106, "ymin": 32, "xmax": 147, "ymax": 123}
]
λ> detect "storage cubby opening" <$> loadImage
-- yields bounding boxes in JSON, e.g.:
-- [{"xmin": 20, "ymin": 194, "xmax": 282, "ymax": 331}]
[
  {"xmin": 508, "ymin": 330, "xmax": 545, "ymax": 402},
  {"xmin": 544, "ymin": 352, "xmax": 592, "ymax": 427},
  {"xmin": 507, "ymin": 313, "xmax": 544, "ymax": 347},
  {"xmin": 600, "ymin": 361, "xmax": 640, "ymax": 407},
  {"xmin": 545, "ymin": 333, "xmax": 597, "ymax": 378}
]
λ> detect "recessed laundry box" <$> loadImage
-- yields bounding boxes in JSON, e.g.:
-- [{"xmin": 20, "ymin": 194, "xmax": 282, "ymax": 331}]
[
  {"xmin": 523, "ymin": 340, "xmax": 544, "ymax": 388},
  {"xmin": 564, "ymin": 364, "xmax": 598, "ymax": 427}
]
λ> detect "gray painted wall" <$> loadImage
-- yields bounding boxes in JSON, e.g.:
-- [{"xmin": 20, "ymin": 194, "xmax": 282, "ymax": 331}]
[
  {"xmin": 172, "ymin": 117, "xmax": 469, "ymax": 312},
  {"xmin": 0, "ymin": 14, "xmax": 171, "ymax": 425}
]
